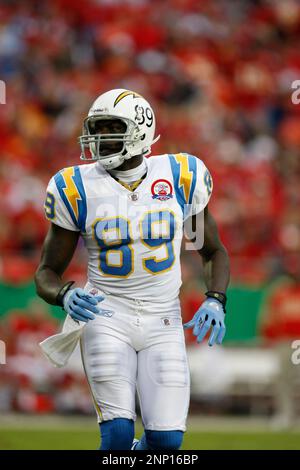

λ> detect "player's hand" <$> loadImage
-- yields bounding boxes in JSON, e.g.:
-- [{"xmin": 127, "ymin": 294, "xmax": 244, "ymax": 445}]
[
  {"xmin": 183, "ymin": 298, "xmax": 226, "ymax": 346},
  {"xmin": 63, "ymin": 288, "xmax": 111, "ymax": 323}
]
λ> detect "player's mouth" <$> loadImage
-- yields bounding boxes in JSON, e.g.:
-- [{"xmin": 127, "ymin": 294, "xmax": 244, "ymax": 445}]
[{"xmin": 100, "ymin": 141, "xmax": 123, "ymax": 156}]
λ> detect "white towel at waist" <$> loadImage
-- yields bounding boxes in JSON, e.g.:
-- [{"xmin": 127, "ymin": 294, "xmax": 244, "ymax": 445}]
[
  {"xmin": 39, "ymin": 284, "xmax": 113, "ymax": 368},
  {"xmin": 39, "ymin": 315, "xmax": 85, "ymax": 368}
]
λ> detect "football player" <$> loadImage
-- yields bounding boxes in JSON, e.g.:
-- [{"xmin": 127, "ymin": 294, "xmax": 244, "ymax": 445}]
[{"xmin": 35, "ymin": 89, "xmax": 230, "ymax": 450}]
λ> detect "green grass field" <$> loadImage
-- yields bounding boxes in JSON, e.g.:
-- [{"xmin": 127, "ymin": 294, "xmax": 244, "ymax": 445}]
[{"xmin": 1, "ymin": 416, "xmax": 300, "ymax": 450}]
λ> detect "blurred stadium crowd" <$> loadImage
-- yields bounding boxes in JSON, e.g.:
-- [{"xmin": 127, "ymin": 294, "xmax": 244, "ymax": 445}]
[{"xmin": 1, "ymin": 0, "xmax": 300, "ymax": 416}]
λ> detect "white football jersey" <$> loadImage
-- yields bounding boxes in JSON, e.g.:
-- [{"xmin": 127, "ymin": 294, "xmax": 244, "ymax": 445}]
[{"xmin": 44, "ymin": 153, "xmax": 212, "ymax": 301}]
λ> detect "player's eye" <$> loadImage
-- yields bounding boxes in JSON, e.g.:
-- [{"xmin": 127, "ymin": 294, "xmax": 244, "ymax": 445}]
[
  {"xmin": 112, "ymin": 120, "xmax": 127, "ymax": 133},
  {"xmin": 88, "ymin": 121, "xmax": 97, "ymax": 134}
]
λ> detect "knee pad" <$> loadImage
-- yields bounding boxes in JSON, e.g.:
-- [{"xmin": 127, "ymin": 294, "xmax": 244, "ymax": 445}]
[
  {"xmin": 145, "ymin": 430, "xmax": 183, "ymax": 450},
  {"xmin": 100, "ymin": 418, "xmax": 134, "ymax": 450}
]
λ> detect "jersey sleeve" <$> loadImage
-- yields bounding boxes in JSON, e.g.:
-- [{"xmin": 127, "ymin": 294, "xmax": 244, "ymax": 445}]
[
  {"xmin": 44, "ymin": 176, "xmax": 80, "ymax": 231},
  {"xmin": 190, "ymin": 157, "xmax": 213, "ymax": 216},
  {"xmin": 168, "ymin": 153, "xmax": 213, "ymax": 219}
]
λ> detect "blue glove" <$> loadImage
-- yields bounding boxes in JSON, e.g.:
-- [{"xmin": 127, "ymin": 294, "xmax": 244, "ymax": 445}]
[
  {"xmin": 63, "ymin": 288, "xmax": 112, "ymax": 323},
  {"xmin": 184, "ymin": 298, "xmax": 226, "ymax": 346}
]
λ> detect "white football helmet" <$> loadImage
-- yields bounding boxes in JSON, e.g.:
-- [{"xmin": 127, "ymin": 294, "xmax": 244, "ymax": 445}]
[{"xmin": 79, "ymin": 88, "xmax": 160, "ymax": 170}]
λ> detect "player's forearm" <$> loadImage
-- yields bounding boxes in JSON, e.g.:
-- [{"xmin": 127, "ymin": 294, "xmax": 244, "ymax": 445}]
[
  {"xmin": 34, "ymin": 265, "xmax": 67, "ymax": 305},
  {"xmin": 202, "ymin": 246, "xmax": 230, "ymax": 293},
  {"xmin": 35, "ymin": 224, "xmax": 79, "ymax": 305}
]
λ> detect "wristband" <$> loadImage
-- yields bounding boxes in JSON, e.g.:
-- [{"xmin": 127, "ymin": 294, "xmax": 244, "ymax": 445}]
[
  {"xmin": 56, "ymin": 281, "xmax": 75, "ymax": 307},
  {"xmin": 205, "ymin": 291, "xmax": 227, "ymax": 313}
]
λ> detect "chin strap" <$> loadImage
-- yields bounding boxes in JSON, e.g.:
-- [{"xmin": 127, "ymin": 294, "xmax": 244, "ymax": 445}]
[
  {"xmin": 93, "ymin": 134, "xmax": 161, "ymax": 169},
  {"xmin": 151, "ymin": 134, "xmax": 160, "ymax": 145},
  {"xmin": 127, "ymin": 134, "xmax": 161, "ymax": 159}
]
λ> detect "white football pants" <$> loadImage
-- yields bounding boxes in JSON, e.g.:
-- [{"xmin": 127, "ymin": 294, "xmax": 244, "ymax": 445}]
[{"xmin": 80, "ymin": 283, "xmax": 190, "ymax": 431}]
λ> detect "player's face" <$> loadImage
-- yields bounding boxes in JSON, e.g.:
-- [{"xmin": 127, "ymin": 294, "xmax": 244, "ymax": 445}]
[{"xmin": 89, "ymin": 119, "xmax": 127, "ymax": 156}]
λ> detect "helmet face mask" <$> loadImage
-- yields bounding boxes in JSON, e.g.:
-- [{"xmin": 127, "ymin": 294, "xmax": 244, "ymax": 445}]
[{"xmin": 78, "ymin": 89, "xmax": 160, "ymax": 170}]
